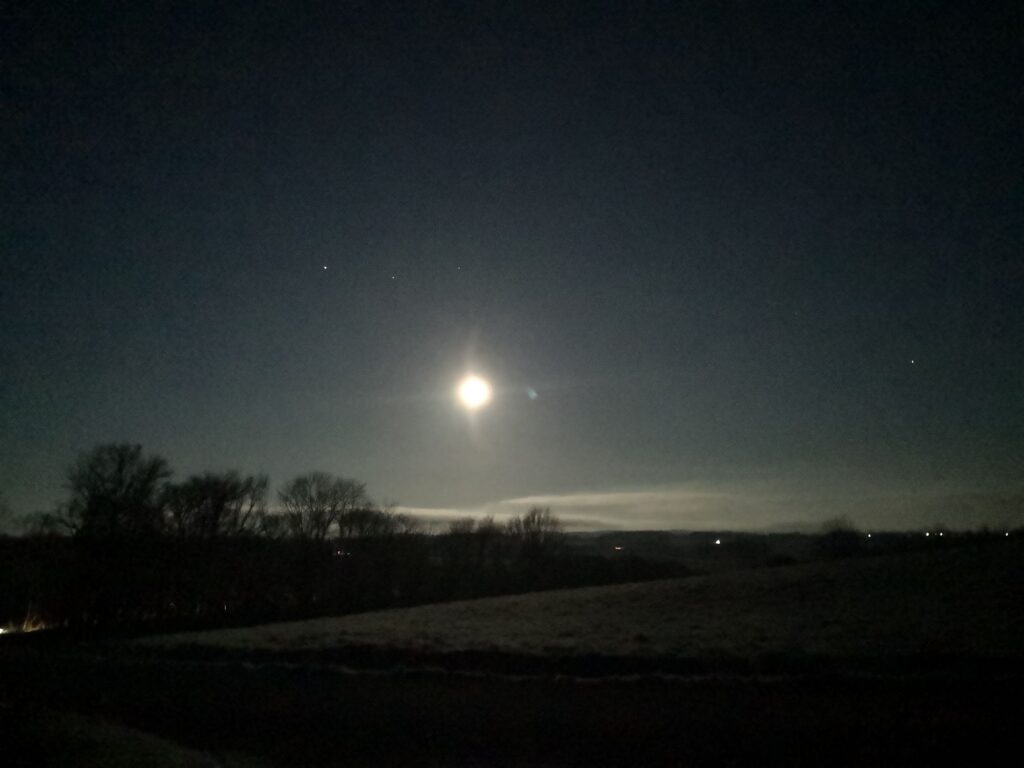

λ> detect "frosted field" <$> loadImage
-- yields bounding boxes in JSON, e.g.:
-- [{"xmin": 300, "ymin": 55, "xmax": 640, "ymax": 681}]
[{"xmin": 141, "ymin": 541, "xmax": 1022, "ymax": 663}]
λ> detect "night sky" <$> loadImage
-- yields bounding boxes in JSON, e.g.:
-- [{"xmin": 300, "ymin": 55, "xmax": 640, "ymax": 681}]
[{"xmin": 3, "ymin": 1, "xmax": 1021, "ymax": 530}]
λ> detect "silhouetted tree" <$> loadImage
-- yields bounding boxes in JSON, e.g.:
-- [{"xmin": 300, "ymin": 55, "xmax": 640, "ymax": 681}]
[
  {"xmin": 507, "ymin": 507, "xmax": 565, "ymax": 565},
  {"xmin": 817, "ymin": 515, "xmax": 865, "ymax": 558},
  {"xmin": 445, "ymin": 516, "xmax": 504, "ymax": 568},
  {"xmin": 339, "ymin": 506, "xmax": 393, "ymax": 539},
  {"xmin": 447, "ymin": 517, "xmax": 476, "ymax": 536},
  {"xmin": 55, "ymin": 443, "xmax": 171, "ymax": 538},
  {"xmin": 390, "ymin": 509, "xmax": 422, "ymax": 536},
  {"xmin": 474, "ymin": 515, "xmax": 504, "ymax": 559},
  {"xmin": 255, "ymin": 509, "xmax": 288, "ymax": 539},
  {"xmin": 165, "ymin": 472, "xmax": 268, "ymax": 538},
  {"xmin": 439, "ymin": 515, "xmax": 508, "ymax": 596},
  {"xmin": 442, "ymin": 517, "xmax": 478, "ymax": 571},
  {"xmin": 278, "ymin": 472, "xmax": 367, "ymax": 541}
]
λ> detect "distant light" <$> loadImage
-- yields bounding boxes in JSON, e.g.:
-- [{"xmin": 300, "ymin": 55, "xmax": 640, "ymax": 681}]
[
  {"xmin": 613, "ymin": 545, "xmax": 623, "ymax": 551},
  {"xmin": 867, "ymin": 533, "xmax": 872, "ymax": 538},
  {"xmin": 925, "ymin": 532, "xmax": 930, "ymax": 537},
  {"xmin": 322, "ymin": 265, "xmax": 328, "ymax": 270},
  {"xmin": 1006, "ymin": 532, "xmax": 1010, "ymax": 537},
  {"xmin": 910, "ymin": 359, "xmax": 915, "ymax": 364},
  {"xmin": 0, "ymin": 627, "xmax": 7, "ymax": 635},
  {"xmin": 939, "ymin": 532, "xmax": 944, "ymax": 537},
  {"xmin": 715, "ymin": 539, "xmax": 721, "ymax": 545}
]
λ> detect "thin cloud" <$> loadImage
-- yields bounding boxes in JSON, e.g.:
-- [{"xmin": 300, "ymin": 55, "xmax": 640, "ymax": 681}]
[{"xmin": 399, "ymin": 484, "xmax": 1024, "ymax": 532}]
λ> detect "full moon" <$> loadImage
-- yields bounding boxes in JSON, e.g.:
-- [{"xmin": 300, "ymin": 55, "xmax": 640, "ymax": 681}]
[{"xmin": 457, "ymin": 375, "xmax": 492, "ymax": 410}]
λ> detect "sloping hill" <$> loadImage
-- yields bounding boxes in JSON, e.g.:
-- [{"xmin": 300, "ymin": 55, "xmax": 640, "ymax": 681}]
[
  {"xmin": 140, "ymin": 540, "xmax": 1022, "ymax": 672},
  {"xmin": 4, "ymin": 541, "xmax": 1021, "ymax": 766}
]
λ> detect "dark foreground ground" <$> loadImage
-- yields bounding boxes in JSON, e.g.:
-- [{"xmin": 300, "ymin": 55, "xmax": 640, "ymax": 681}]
[
  {"xmin": 4, "ymin": 541, "xmax": 1021, "ymax": 765},
  {"xmin": 1, "ymin": 645, "xmax": 1020, "ymax": 767}
]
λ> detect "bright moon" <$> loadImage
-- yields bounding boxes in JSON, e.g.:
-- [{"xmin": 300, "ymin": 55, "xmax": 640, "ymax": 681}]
[{"xmin": 457, "ymin": 375, "xmax": 492, "ymax": 410}]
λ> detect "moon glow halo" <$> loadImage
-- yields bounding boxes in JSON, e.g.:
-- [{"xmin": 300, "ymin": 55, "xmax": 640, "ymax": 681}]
[{"xmin": 457, "ymin": 375, "xmax": 492, "ymax": 410}]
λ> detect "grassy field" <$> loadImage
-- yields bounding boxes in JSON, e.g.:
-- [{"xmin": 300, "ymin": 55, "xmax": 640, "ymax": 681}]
[
  {"xmin": 3, "ymin": 539, "xmax": 1021, "ymax": 766},
  {"xmin": 138, "ymin": 538, "xmax": 1023, "ymax": 673}
]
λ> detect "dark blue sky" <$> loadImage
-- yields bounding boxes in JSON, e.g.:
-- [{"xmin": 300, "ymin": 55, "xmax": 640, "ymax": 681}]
[{"xmin": 3, "ymin": 1, "xmax": 1021, "ymax": 529}]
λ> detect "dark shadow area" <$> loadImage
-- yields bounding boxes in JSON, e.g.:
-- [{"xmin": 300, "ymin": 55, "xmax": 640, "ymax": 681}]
[{"xmin": 1, "ymin": 650, "xmax": 1020, "ymax": 767}]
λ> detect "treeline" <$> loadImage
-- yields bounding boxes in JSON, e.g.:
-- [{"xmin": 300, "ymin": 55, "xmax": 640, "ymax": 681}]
[{"xmin": 0, "ymin": 444, "xmax": 686, "ymax": 633}]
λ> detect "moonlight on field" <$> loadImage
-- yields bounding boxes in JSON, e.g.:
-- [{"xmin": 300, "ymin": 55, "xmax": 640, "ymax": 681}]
[{"xmin": 457, "ymin": 375, "xmax": 492, "ymax": 410}]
